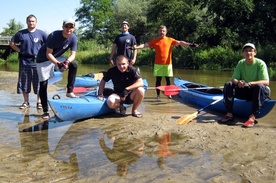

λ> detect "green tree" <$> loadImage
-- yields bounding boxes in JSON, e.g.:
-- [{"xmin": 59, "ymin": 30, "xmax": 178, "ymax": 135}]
[
  {"xmin": 112, "ymin": 0, "xmax": 151, "ymax": 44},
  {"xmin": 75, "ymin": 0, "xmax": 115, "ymax": 45},
  {"xmin": 147, "ymin": 0, "xmax": 199, "ymax": 42},
  {"xmin": 0, "ymin": 18, "xmax": 24, "ymax": 36},
  {"xmin": 248, "ymin": 0, "xmax": 276, "ymax": 44}
]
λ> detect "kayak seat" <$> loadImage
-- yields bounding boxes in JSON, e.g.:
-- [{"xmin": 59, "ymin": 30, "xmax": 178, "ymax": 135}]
[
  {"xmin": 83, "ymin": 72, "xmax": 94, "ymax": 77},
  {"xmin": 186, "ymin": 83, "xmax": 202, "ymax": 88},
  {"xmin": 204, "ymin": 88, "xmax": 223, "ymax": 94}
]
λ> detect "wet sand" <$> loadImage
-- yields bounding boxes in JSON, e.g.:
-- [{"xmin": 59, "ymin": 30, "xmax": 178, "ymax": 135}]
[{"xmin": 0, "ymin": 71, "xmax": 276, "ymax": 183}]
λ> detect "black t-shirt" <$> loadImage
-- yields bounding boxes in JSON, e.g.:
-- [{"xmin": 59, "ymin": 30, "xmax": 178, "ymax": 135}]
[{"xmin": 103, "ymin": 66, "xmax": 141, "ymax": 93}]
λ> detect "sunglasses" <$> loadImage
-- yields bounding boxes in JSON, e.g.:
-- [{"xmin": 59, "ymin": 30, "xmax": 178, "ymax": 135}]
[{"xmin": 64, "ymin": 25, "xmax": 74, "ymax": 29}]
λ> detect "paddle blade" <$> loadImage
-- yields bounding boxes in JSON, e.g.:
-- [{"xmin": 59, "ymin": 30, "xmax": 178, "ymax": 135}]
[
  {"xmin": 156, "ymin": 85, "xmax": 181, "ymax": 96},
  {"xmin": 164, "ymin": 90, "xmax": 179, "ymax": 96},
  {"xmin": 72, "ymin": 87, "xmax": 90, "ymax": 93},
  {"xmin": 176, "ymin": 112, "xmax": 198, "ymax": 125}
]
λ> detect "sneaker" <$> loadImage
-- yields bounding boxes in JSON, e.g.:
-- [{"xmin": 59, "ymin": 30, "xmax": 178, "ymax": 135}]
[
  {"xmin": 157, "ymin": 95, "xmax": 160, "ymax": 99},
  {"xmin": 42, "ymin": 112, "xmax": 50, "ymax": 120},
  {"xmin": 168, "ymin": 95, "xmax": 172, "ymax": 99},
  {"xmin": 242, "ymin": 119, "xmax": 258, "ymax": 128},
  {"xmin": 218, "ymin": 115, "xmax": 234, "ymax": 123},
  {"xmin": 19, "ymin": 102, "xmax": 30, "ymax": 109},
  {"xmin": 66, "ymin": 92, "xmax": 79, "ymax": 98},
  {"xmin": 37, "ymin": 103, "xmax": 42, "ymax": 109}
]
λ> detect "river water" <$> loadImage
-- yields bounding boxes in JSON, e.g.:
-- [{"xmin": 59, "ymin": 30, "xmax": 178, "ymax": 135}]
[{"xmin": 0, "ymin": 62, "xmax": 275, "ymax": 182}]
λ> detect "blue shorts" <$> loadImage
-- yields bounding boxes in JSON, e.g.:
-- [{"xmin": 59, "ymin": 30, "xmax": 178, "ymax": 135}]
[{"xmin": 17, "ymin": 65, "xmax": 39, "ymax": 94}]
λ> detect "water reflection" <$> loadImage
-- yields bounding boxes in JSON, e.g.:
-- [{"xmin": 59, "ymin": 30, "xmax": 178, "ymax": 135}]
[
  {"xmin": 156, "ymin": 132, "xmax": 173, "ymax": 168},
  {"xmin": 19, "ymin": 117, "xmax": 50, "ymax": 157},
  {"xmin": 99, "ymin": 136, "xmax": 144, "ymax": 177},
  {"xmin": 144, "ymin": 132, "xmax": 191, "ymax": 169}
]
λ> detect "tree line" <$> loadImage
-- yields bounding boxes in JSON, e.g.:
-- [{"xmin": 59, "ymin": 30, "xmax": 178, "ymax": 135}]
[{"xmin": 1, "ymin": 0, "xmax": 276, "ymax": 73}]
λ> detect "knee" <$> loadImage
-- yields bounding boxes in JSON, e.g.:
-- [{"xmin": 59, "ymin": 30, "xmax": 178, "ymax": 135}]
[
  {"xmin": 254, "ymin": 83, "xmax": 265, "ymax": 89},
  {"xmin": 136, "ymin": 87, "xmax": 145, "ymax": 97},
  {"xmin": 131, "ymin": 87, "xmax": 145, "ymax": 100},
  {"xmin": 107, "ymin": 94, "xmax": 120, "ymax": 109},
  {"xmin": 69, "ymin": 61, "xmax": 78, "ymax": 69},
  {"xmin": 225, "ymin": 81, "xmax": 233, "ymax": 88}
]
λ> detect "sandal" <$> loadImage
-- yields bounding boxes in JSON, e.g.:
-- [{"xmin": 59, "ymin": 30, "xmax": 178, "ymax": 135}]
[
  {"xmin": 132, "ymin": 112, "xmax": 143, "ymax": 118},
  {"xmin": 19, "ymin": 102, "xmax": 30, "ymax": 109},
  {"xmin": 42, "ymin": 112, "xmax": 50, "ymax": 120},
  {"xmin": 37, "ymin": 103, "xmax": 42, "ymax": 109},
  {"xmin": 120, "ymin": 107, "xmax": 126, "ymax": 115}
]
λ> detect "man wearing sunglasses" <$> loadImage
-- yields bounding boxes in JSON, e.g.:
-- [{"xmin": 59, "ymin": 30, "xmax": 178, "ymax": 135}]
[{"xmin": 36, "ymin": 18, "xmax": 78, "ymax": 119}]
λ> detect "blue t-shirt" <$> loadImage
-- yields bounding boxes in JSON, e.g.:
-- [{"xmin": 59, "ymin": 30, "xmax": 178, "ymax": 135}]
[
  {"xmin": 11, "ymin": 29, "xmax": 47, "ymax": 66},
  {"xmin": 114, "ymin": 32, "xmax": 137, "ymax": 60},
  {"xmin": 36, "ymin": 30, "xmax": 77, "ymax": 63}
]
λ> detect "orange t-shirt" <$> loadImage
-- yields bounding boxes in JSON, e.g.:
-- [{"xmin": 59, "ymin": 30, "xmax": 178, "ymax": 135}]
[{"xmin": 148, "ymin": 36, "xmax": 177, "ymax": 65}]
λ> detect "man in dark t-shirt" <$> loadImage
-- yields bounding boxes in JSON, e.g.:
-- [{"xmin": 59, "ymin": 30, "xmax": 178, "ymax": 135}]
[
  {"xmin": 36, "ymin": 18, "xmax": 78, "ymax": 119},
  {"xmin": 98, "ymin": 55, "xmax": 144, "ymax": 118},
  {"xmin": 109, "ymin": 21, "xmax": 137, "ymax": 65},
  {"xmin": 10, "ymin": 14, "xmax": 47, "ymax": 109}
]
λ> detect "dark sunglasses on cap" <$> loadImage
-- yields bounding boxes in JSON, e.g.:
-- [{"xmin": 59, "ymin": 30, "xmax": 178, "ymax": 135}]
[{"xmin": 64, "ymin": 25, "xmax": 74, "ymax": 29}]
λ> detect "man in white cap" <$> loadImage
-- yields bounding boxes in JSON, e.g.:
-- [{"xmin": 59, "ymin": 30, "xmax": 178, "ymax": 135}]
[
  {"xmin": 109, "ymin": 21, "xmax": 137, "ymax": 65},
  {"xmin": 218, "ymin": 43, "xmax": 270, "ymax": 127},
  {"xmin": 36, "ymin": 18, "xmax": 78, "ymax": 119}
]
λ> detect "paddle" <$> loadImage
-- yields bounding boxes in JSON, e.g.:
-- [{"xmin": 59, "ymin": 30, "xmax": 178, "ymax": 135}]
[
  {"xmin": 154, "ymin": 85, "xmax": 223, "ymax": 96},
  {"xmin": 176, "ymin": 98, "xmax": 223, "ymax": 125}
]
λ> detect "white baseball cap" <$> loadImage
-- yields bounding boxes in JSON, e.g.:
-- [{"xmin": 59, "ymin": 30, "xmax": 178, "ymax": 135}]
[
  {"xmin": 121, "ymin": 21, "xmax": 129, "ymax": 26},
  {"xmin": 242, "ymin": 43, "xmax": 256, "ymax": 50},
  {"xmin": 63, "ymin": 18, "xmax": 75, "ymax": 26}
]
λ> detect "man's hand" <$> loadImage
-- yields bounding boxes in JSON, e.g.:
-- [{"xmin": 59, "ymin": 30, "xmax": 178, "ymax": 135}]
[
  {"xmin": 120, "ymin": 89, "xmax": 129, "ymax": 101},
  {"xmin": 63, "ymin": 60, "xmax": 69, "ymax": 70},
  {"xmin": 237, "ymin": 80, "xmax": 251, "ymax": 88},
  {"xmin": 57, "ymin": 62, "xmax": 64, "ymax": 69},
  {"xmin": 97, "ymin": 94, "xmax": 104, "ymax": 101},
  {"xmin": 126, "ymin": 46, "xmax": 135, "ymax": 50},
  {"xmin": 110, "ymin": 59, "xmax": 114, "ymax": 65}
]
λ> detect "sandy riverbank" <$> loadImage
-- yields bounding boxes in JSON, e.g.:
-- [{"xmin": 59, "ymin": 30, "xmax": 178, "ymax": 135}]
[{"xmin": 0, "ymin": 71, "xmax": 276, "ymax": 182}]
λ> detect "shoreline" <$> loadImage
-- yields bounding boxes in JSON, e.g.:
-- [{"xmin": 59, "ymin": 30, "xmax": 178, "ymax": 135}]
[{"xmin": 0, "ymin": 71, "xmax": 276, "ymax": 182}]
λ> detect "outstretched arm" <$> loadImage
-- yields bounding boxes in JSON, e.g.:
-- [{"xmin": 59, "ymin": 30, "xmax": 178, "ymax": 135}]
[
  {"xmin": 176, "ymin": 41, "xmax": 199, "ymax": 47},
  {"xmin": 134, "ymin": 43, "xmax": 150, "ymax": 50}
]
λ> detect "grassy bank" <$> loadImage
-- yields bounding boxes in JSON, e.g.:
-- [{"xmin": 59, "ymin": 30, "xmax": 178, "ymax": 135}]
[{"xmin": 2, "ymin": 40, "xmax": 276, "ymax": 77}]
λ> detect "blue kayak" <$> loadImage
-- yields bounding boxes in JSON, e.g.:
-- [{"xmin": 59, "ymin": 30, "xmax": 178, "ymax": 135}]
[
  {"xmin": 174, "ymin": 78, "xmax": 275, "ymax": 118},
  {"xmin": 74, "ymin": 73, "xmax": 103, "ymax": 87},
  {"xmin": 49, "ymin": 79, "xmax": 148, "ymax": 121},
  {"xmin": 49, "ymin": 71, "xmax": 63, "ymax": 84}
]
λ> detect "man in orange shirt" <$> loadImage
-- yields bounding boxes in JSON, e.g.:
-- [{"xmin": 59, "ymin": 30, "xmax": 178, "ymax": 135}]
[{"xmin": 134, "ymin": 25, "xmax": 199, "ymax": 99}]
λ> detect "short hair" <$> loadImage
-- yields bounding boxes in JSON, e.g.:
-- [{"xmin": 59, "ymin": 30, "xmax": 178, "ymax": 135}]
[
  {"xmin": 26, "ymin": 14, "xmax": 37, "ymax": 22},
  {"xmin": 159, "ymin": 25, "xmax": 167, "ymax": 31},
  {"xmin": 116, "ymin": 55, "xmax": 128, "ymax": 63}
]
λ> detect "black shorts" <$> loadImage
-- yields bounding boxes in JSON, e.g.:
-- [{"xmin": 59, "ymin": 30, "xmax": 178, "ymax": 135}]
[{"xmin": 103, "ymin": 88, "xmax": 133, "ymax": 104}]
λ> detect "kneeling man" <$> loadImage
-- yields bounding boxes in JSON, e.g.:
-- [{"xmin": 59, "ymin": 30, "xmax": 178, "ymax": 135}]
[{"xmin": 98, "ymin": 55, "xmax": 144, "ymax": 118}]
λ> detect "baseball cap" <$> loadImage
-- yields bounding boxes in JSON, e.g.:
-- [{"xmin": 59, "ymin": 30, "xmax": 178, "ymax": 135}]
[
  {"xmin": 242, "ymin": 43, "xmax": 256, "ymax": 50},
  {"xmin": 121, "ymin": 21, "xmax": 129, "ymax": 26},
  {"xmin": 63, "ymin": 18, "xmax": 75, "ymax": 26}
]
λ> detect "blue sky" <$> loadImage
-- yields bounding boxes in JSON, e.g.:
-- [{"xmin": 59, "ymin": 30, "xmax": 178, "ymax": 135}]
[{"xmin": 1, "ymin": 0, "xmax": 80, "ymax": 34}]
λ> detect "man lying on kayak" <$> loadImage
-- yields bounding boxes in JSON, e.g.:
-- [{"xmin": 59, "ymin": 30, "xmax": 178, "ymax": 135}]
[
  {"xmin": 97, "ymin": 55, "xmax": 145, "ymax": 118},
  {"xmin": 218, "ymin": 43, "xmax": 270, "ymax": 127}
]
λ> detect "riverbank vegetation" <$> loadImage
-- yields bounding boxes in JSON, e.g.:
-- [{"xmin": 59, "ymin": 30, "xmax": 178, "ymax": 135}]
[{"xmin": 1, "ymin": 0, "xmax": 276, "ymax": 77}]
